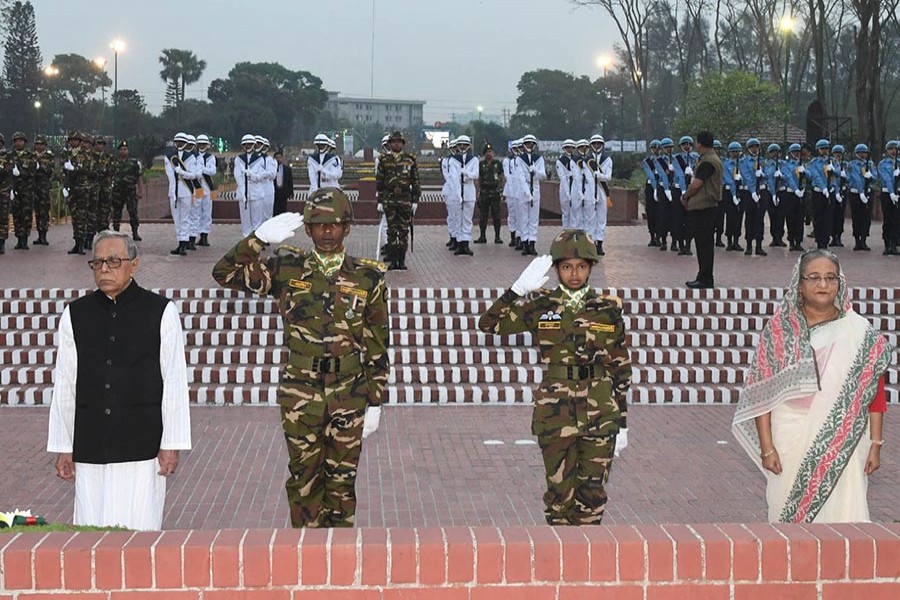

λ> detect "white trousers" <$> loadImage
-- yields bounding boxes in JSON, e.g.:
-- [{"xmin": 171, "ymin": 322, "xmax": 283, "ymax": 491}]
[
  {"xmin": 506, "ymin": 196, "xmax": 519, "ymax": 235},
  {"xmin": 445, "ymin": 195, "xmax": 461, "ymax": 239},
  {"xmin": 569, "ymin": 196, "xmax": 584, "ymax": 230},
  {"xmin": 520, "ymin": 194, "xmax": 540, "ymax": 242},
  {"xmin": 187, "ymin": 195, "xmax": 202, "ymax": 238},
  {"xmin": 260, "ymin": 194, "xmax": 274, "ymax": 226},
  {"xmin": 595, "ymin": 192, "xmax": 608, "ymax": 241},
  {"xmin": 238, "ymin": 196, "xmax": 253, "ymax": 237},
  {"xmin": 559, "ymin": 188, "xmax": 571, "ymax": 228},
  {"xmin": 455, "ymin": 201, "xmax": 475, "ymax": 242},
  {"xmin": 170, "ymin": 195, "xmax": 192, "ymax": 242},
  {"xmin": 74, "ymin": 459, "xmax": 166, "ymax": 531},
  {"xmin": 249, "ymin": 198, "xmax": 269, "ymax": 234},
  {"xmin": 199, "ymin": 192, "xmax": 213, "ymax": 234}
]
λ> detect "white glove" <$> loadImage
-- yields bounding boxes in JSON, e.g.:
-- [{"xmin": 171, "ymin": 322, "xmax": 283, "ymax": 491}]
[
  {"xmin": 9, "ymin": 189, "xmax": 13, "ymax": 200},
  {"xmin": 62, "ymin": 187, "xmax": 70, "ymax": 198},
  {"xmin": 175, "ymin": 167, "xmax": 190, "ymax": 177},
  {"xmin": 751, "ymin": 192, "xmax": 760, "ymax": 203},
  {"xmin": 684, "ymin": 166, "xmax": 693, "ymax": 176},
  {"xmin": 376, "ymin": 203, "xmax": 383, "ymax": 213},
  {"xmin": 798, "ymin": 165, "xmax": 805, "ymax": 173},
  {"xmin": 823, "ymin": 188, "xmax": 830, "ymax": 199},
  {"xmin": 894, "ymin": 168, "xmax": 900, "ymax": 177},
  {"xmin": 362, "ymin": 406, "xmax": 381, "ymax": 439},
  {"xmin": 664, "ymin": 189, "xmax": 673, "ymax": 201},
  {"xmin": 860, "ymin": 193, "xmax": 868, "ymax": 204},
  {"xmin": 12, "ymin": 166, "xmax": 20, "ymax": 177},
  {"xmin": 840, "ymin": 170, "xmax": 847, "ymax": 178},
  {"xmin": 63, "ymin": 160, "xmax": 74, "ymax": 171},
  {"xmin": 511, "ymin": 255, "xmax": 553, "ymax": 296},
  {"xmin": 254, "ymin": 212, "xmax": 304, "ymax": 244},
  {"xmin": 526, "ymin": 193, "xmax": 534, "ymax": 204},
  {"xmin": 734, "ymin": 172, "xmax": 741, "ymax": 181},
  {"xmin": 891, "ymin": 193, "xmax": 899, "ymax": 204},
  {"xmin": 732, "ymin": 195, "xmax": 740, "ymax": 206},
  {"xmin": 864, "ymin": 171, "xmax": 873, "ymax": 179},
  {"xmin": 794, "ymin": 189, "xmax": 804, "ymax": 198},
  {"xmin": 755, "ymin": 169, "xmax": 763, "ymax": 178},
  {"xmin": 614, "ymin": 428, "xmax": 629, "ymax": 457},
  {"xmin": 652, "ymin": 188, "xmax": 658, "ymax": 202},
  {"xmin": 835, "ymin": 193, "xmax": 843, "ymax": 203},
  {"xmin": 528, "ymin": 165, "xmax": 536, "ymax": 174},
  {"xmin": 774, "ymin": 170, "xmax": 782, "ymax": 178},
  {"xmin": 668, "ymin": 163, "xmax": 674, "ymax": 173},
  {"xmin": 411, "ymin": 203, "xmax": 418, "ymax": 215}
]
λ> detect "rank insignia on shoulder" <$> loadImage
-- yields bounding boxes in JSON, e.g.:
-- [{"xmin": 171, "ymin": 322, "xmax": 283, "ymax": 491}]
[
  {"xmin": 289, "ymin": 279, "xmax": 312, "ymax": 291},
  {"xmin": 340, "ymin": 285, "xmax": 368, "ymax": 299},
  {"xmin": 599, "ymin": 295, "xmax": 623, "ymax": 308},
  {"xmin": 589, "ymin": 323, "xmax": 617, "ymax": 333},
  {"xmin": 356, "ymin": 257, "xmax": 387, "ymax": 272},
  {"xmin": 276, "ymin": 244, "xmax": 305, "ymax": 257}
]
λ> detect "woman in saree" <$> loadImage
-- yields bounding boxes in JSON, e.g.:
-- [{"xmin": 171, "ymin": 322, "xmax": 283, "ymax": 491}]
[{"xmin": 732, "ymin": 249, "xmax": 894, "ymax": 523}]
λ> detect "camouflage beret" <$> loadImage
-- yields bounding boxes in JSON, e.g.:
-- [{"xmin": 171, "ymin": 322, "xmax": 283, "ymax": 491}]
[
  {"xmin": 549, "ymin": 229, "xmax": 599, "ymax": 264},
  {"xmin": 303, "ymin": 187, "xmax": 354, "ymax": 224},
  {"xmin": 12, "ymin": 131, "xmax": 27, "ymax": 142}
]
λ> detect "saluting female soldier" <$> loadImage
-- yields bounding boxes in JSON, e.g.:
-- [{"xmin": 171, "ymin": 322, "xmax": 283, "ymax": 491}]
[{"xmin": 478, "ymin": 230, "xmax": 632, "ymax": 525}]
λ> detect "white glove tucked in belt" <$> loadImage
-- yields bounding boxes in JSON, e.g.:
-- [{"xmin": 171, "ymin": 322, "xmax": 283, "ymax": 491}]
[
  {"xmin": 362, "ymin": 406, "xmax": 381, "ymax": 438},
  {"xmin": 614, "ymin": 429, "xmax": 629, "ymax": 457}
]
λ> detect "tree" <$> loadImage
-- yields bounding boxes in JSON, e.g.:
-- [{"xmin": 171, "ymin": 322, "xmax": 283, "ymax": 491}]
[
  {"xmin": 674, "ymin": 71, "xmax": 781, "ymax": 142},
  {"xmin": 45, "ymin": 53, "xmax": 111, "ymax": 106},
  {"xmin": 1, "ymin": 0, "xmax": 42, "ymax": 132},
  {"xmin": 207, "ymin": 62, "xmax": 328, "ymax": 143},
  {"xmin": 158, "ymin": 48, "xmax": 206, "ymax": 124},
  {"xmin": 509, "ymin": 69, "xmax": 603, "ymax": 138}
]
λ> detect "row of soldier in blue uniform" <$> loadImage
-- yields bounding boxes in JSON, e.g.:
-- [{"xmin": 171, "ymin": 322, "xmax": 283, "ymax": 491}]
[{"xmin": 642, "ymin": 137, "xmax": 900, "ymax": 256}]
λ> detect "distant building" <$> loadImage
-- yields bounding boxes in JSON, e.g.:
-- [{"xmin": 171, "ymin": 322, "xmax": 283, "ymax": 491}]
[{"xmin": 325, "ymin": 92, "xmax": 425, "ymax": 129}]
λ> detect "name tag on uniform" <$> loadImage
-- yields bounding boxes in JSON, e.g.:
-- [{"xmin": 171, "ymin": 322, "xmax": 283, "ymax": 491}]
[
  {"xmin": 589, "ymin": 323, "xmax": 616, "ymax": 333},
  {"xmin": 340, "ymin": 286, "xmax": 368, "ymax": 299},
  {"xmin": 289, "ymin": 279, "xmax": 312, "ymax": 291},
  {"xmin": 538, "ymin": 321, "xmax": 561, "ymax": 330}
]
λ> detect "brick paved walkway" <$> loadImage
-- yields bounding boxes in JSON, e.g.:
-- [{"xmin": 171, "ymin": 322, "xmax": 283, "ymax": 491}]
[
  {"xmin": 1, "ymin": 220, "xmax": 897, "ymax": 290},
  {"xmin": 2, "ymin": 405, "xmax": 897, "ymax": 528}
]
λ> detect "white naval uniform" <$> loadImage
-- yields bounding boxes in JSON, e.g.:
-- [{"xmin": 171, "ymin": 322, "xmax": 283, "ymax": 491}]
[
  {"xmin": 556, "ymin": 153, "xmax": 577, "ymax": 228},
  {"xmin": 443, "ymin": 154, "xmax": 463, "ymax": 240},
  {"xmin": 164, "ymin": 150, "xmax": 200, "ymax": 243},
  {"xmin": 255, "ymin": 153, "xmax": 277, "ymax": 226},
  {"xmin": 455, "ymin": 152, "xmax": 480, "ymax": 243},
  {"xmin": 47, "ymin": 302, "xmax": 191, "ymax": 531},
  {"xmin": 502, "ymin": 155, "xmax": 519, "ymax": 237},
  {"xmin": 590, "ymin": 152, "xmax": 613, "ymax": 242},
  {"xmin": 515, "ymin": 152, "xmax": 547, "ymax": 242},
  {"xmin": 233, "ymin": 152, "xmax": 259, "ymax": 237},
  {"xmin": 197, "ymin": 152, "xmax": 217, "ymax": 235},
  {"xmin": 307, "ymin": 152, "xmax": 344, "ymax": 193}
]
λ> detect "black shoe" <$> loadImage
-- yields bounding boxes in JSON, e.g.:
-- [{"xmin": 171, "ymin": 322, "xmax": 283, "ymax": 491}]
[
  {"xmin": 508, "ymin": 235, "xmax": 517, "ymax": 248},
  {"xmin": 755, "ymin": 242, "xmax": 767, "ymax": 256},
  {"xmin": 861, "ymin": 241, "xmax": 871, "ymax": 251},
  {"xmin": 790, "ymin": 242, "xmax": 804, "ymax": 252},
  {"xmin": 198, "ymin": 233, "xmax": 209, "ymax": 246},
  {"xmin": 67, "ymin": 241, "xmax": 82, "ymax": 255},
  {"xmin": 596, "ymin": 241, "xmax": 605, "ymax": 256},
  {"xmin": 83, "ymin": 237, "xmax": 92, "ymax": 250},
  {"xmin": 132, "ymin": 229, "xmax": 142, "ymax": 242},
  {"xmin": 170, "ymin": 242, "xmax": 187, "ymax": 256},
  {"xmin": 682, "ymin": 243, "xmax": 693, "ymax": 256},
  {"xmin": 445, "ymin": 237, "xmax": 454, "ymax": 248},
  {"xmin": 448, "ymin": 238, "xmax": 458, "ymax": 251},
  {"xmin": 648, "ymin": 237, "xmax": 658, "ymax": 247},
  {"xmin": 686, "ymin": 280, "xmax": 714, "ymax": 289},
  {"xmin": 884, "ymin": 246, "xmax": 892, "ymax": 256},
  {"xmin": 834, "ymin": 238, "xmax": 844, "ymax": 247},
  {"xmin": 14, "ymin": 236, "xmax": 28, "ymax": 250},
  {"xmin": 396, "ymin": 249, "xmax": 409, "ymax": 270},
  {"xmin": 494, "ymin": 235, "xmax": 503, "ymax": 244},
  {"xmin": 515, "ymin": 239, "xmax": 524, "ymax": 251},
  {"xmin": 454, "ymin": 241, "xmax": 473, "ymax": 256},
  {"xmin": 715, "ymin": 237, "xmax": 725, "ymax": 248},
  {"xmin": 187, "ymin": 236, "xmax": 197, "ymax": 251},
  {"xmin": 733, "ymin": 240, "xmax": 744, "ymax": 252},
  {"xmin": 0, "ymin": 239, "xmax": 4, "ymax": 254},
  {"xmin": 658, "ymin": 238, "xmax": 668, "ymax": 251},
  {"xmin": 385, "ymin": 248, "xmax": 398, "ymax": 271},
  {"xmin": 33, "ymin": 232, "xmax": 48, "ymax": 245},
  {"xmin": 889, "ymin": 245, "xmax": 900, "ymax": 256},
  {"xmin": 744, "ymin": 244, "xmax": 753, "ymax": 256},
  {"xmin": 112, "ymin": 223, "xmax": 120, "ymax": 231},
  {"xmin": 473, "ymin": 236, "xmax": 487, "ymax": 244}
]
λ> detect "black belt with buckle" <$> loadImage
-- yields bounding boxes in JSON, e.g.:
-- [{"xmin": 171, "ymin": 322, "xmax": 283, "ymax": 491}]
[
  {"xmin": 547, "ymin": 364, "xmax": 599, "ymax": 381},
  {"xmin": 291, "ymin": 353, "xmax": 362, "ymax": 375}
]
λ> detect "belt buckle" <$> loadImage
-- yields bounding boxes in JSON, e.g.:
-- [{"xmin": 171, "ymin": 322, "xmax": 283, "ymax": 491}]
[
  {"xmin": 578, "ymin": 365, "xmax": 593, "ymax": 379},
  {"xmin": 312, "ymin": 357, "xmax": 333, "ymax": 373}
]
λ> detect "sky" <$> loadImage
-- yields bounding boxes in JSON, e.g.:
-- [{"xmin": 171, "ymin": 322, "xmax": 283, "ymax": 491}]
[{"xmin": 29, "ymin": 0, "xmax": 619, "ymax": 123}]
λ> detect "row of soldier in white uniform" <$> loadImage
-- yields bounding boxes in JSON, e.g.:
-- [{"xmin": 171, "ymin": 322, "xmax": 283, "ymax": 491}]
[
  {"xmin": 641, "ymin": 137, "xmax": 900, "ymax": 256},
  {"xmin": 163, "ymin": 133, "xmax": 217, "ymax": 256}
]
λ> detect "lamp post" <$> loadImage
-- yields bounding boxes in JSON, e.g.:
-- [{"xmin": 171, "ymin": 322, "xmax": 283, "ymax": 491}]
[
  {"xmin": 34, "ymin": 100, "xmax": 42, "ymax": 137},
  {"xmin": 110, "ymin": 39, "xmax": 125, "ymax": 144},
  {"xmin": 779, "ymin": 16, "xmax": 795, "ymax": 146},
  {"xmin": 94, "ymin": 57, "xmax": 108, "ymax": 103},
  {"xmin": 476, "ymin": 105, "xmax": 483, "ymax": 122}
]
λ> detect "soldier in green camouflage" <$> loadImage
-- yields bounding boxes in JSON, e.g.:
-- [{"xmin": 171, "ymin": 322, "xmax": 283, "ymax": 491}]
[
  {"xmin": 93, "ymin": 136, "xmax": 114, "ymax": 234},
  {"xmin": 9, "ymin": 132, "xmax": 36, "ymax": 250},
  {"xmin": 475, "ymin": 142, "xmax": 505, "ymax": 244},
  {"xmin": 62, "ymin": 131, "xmax": 93, "ymax": 255},
  {"xmin": 32, "ymin": 135, "xmax": 54, "ymax": 245},
  {"xmin": 0, "ymin": 134, "xmax": 11, "ymax": 254},
  {"xmin": 79, "ymin": 134, "xmax": 99, "ymax": 249},
  {"xmin": 375, "ymin": 130, "xmax": 420, "ymax": 271},
  {"xmin": 479, "ymin": 229, "xmax": 632, "ymax": 525},
  {"xmin": 111, "ymin": 140, "xmax": 143, "ymax": 241},
  {"xmin": 212, "ymin": 188, "xmax": 390, "ymax": 528}
]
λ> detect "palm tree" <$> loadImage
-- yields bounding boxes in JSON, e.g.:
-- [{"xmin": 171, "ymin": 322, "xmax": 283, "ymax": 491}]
[{"xmin": 158, "ymin": 48, "xmax": 206, "ymax": 124}]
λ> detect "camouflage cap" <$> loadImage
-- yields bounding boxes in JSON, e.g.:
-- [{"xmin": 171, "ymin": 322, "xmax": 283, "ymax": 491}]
[
  {"xmin": 67, "ymin": 130, "xmax": 82, "ymax": 141},
  {"xmin": 388, "ymin": 130, "xmax": 405, "ymax": 143},
  {"xmin": 35, "ymin": 135, "xmax": 47, "ymax": 144},
  {"xmin": 12, "ymin": 131, "xmax": 27, "ymax": 142},
  {"xmin": 549, "ymin": 229, "xmax": 599, "ymax": 264},
  {"xmin": 94, "ymin": 135, "xmax": 106, "ymax": 145},
  {"xmin": 303, "ymin": 187, "xmax": 354, "ymax": 224}
]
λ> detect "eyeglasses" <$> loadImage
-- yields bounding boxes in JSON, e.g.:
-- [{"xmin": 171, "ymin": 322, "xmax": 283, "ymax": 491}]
[
  {"xmin": 87, "ymin": 257, "xmax": 133, "ymax": 270},
  {"xmin": 800, "ymin": 274, "xmax": 839, "ymax": 285}
]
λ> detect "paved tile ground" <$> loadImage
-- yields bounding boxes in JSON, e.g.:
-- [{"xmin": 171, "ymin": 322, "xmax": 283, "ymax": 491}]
[
  {"xmin": 1, "ymin": 220, "xmax": 897, "ymax": 290},
  {"xmin": 3, "ymin": 405, "xmax": 897, "ymax": 528}
]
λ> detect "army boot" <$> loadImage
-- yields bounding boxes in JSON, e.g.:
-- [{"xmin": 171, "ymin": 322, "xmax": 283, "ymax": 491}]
[
  {"xmin": 596, "ymin": 241, "xmax": 605, "ymax": 256},
  {"xmin": 508, "ymin": 234, "xmax": 517, "ymax": 248},
  {"xmin": 132, "ymin": 227, "xmax": 142, "ymax": 242},
  {"xmin": 755, "ymin": 241, "xmax": 767, "ymax": 256},
  {"xmin": 187, "ymin": 236, "xmax": 197, "ymax": 251},
  {"xmin": 170, "ymin": 241, "xmax": 187, "ymax": 256},
  {"xmin": 448, "ymin": 237, "xmax": 458, "ymax": 251},
  {"xmin": 445, "ymin": 236, "xmax": 454, "ymax": 248},
  {"xmin": 0, "ymin": 239, "xmax": 5, "ymax": 254},
  {"xmin": 198, "ymin": 233, "xmax": 209, "ymax": 246},
  {"xmin": 454, "ymin": 241, "xmax": 474, "ymax": 256},
  {"xmin": 396, "ymin": 248, "xmax": 409, "ymax": 270},
  {"xmin": 658, "ymin": 236, "xmax": 667, "ymax": 251},
  {"xmin": 474, "ymin": 226, "xmax": 487, "ymax": 244},
  {"xmin": 67, "ymin": 239, "xmax": 83, "ymax": 255},
  {"xmin": 84, "ymin": 236, "xmax": 93, "ymax": 250},
  {"xmin": 14, "ymin": 236, "xmax": 28, "ymax": 250}
]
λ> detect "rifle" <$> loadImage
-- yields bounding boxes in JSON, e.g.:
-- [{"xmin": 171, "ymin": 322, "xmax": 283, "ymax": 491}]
[
  {"xmin": 409, "ymin": 214, "xmax": 414, "ymax": 253},
  {"xmin": 317, "ymin": 152, "xmax": 323, "ymax": 189},
  {"xmin": 460, "ymin": 152, "xmax": 465, "ymax": 205}
]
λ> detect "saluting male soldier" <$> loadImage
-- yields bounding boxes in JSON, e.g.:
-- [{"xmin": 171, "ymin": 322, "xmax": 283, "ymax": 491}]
[
  {"xmin": 475, "ymin": 142, "xmax": 504, "ymax": 244},
  {"xmin": 212, "ymin": 188, "xmax": 389, "ymax": 528},
  {"xmin": 0, "ymin": 134, "xmax": 11, "ymax": 254},
  {"xmin": 479, "ymin": 230, "xmax": 632, "ymax": 525},
  {"xmin": 111, "ymin": 140, "xmax": 143, "ymax": 241},
  {"xmin": 10, "ymin": 132, "xmax": 36, "ymax": 250},
  {"xmin": 32, "ymin": 135, "xmax": 54, "ymax": 246},
  {"xmin": 375, "ymin": 130, "xmax": 420, "ymax": 271}
]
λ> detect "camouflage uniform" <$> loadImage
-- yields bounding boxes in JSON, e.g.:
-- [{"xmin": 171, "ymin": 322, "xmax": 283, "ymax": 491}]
[
  {"xmin": 375, "ymin": 131, "xmax": 420, "ymax": 269},
  {"xmin": 94, "ymin": 140, "xmax": 114, "ymax": 232},
  {"xmin": 112, "ymin": 154, "xmax": 142, "ymax": 232},
  {"xmin": 477, "ymin": 149, "xmax": 504, "ymax": 242},
  {"xmin": 33, "ymin": 138, "xmax": 54, "ymax": 242},
  {"xmin": 212, "ymin": 189, "xmax": 390, "ymax": 528},
  {"xmin": 0, "ymin": 137, "xmax": 11, "ymax": 251},
  {"xmin": 10, "ymin": 133, "xmax": 37, "ymax": 247},
  {"xmin": 67, "ymin": 136, "xmax": 94, "ymax": 251},
  {"xmin": 85, "ymin": 142, "xmax": 104, "ymax": 238},
  {"xmin": 479, "ymin": 230, "xmax": 632, "ymax": 525}
]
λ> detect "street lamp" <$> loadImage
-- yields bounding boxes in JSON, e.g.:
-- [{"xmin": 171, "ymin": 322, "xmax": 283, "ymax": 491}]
[
  {"xmin": 43, "ymin": 65, "xmax": 59, "ymax": 77},
  {"xmin": 596, "ymin": 54, "xmax": 613, "ymax": 78},
  {"xmin": 94, "ymin": 57, "xmax": 108, "ymax": 103},
  {"xmin": 34, "ymin": 100, "xmax": 41, "ymax": 137},
  {"xmin": 779, "ymin": 16, "xmax": 795, "ymax": 145},
  {"xmin": 476, "ymin": 105, "xmax": 483, "ymax": 121},
  {"xmin": 110, "ymin": 38, "xmax": 126, "ymax": 144}
]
